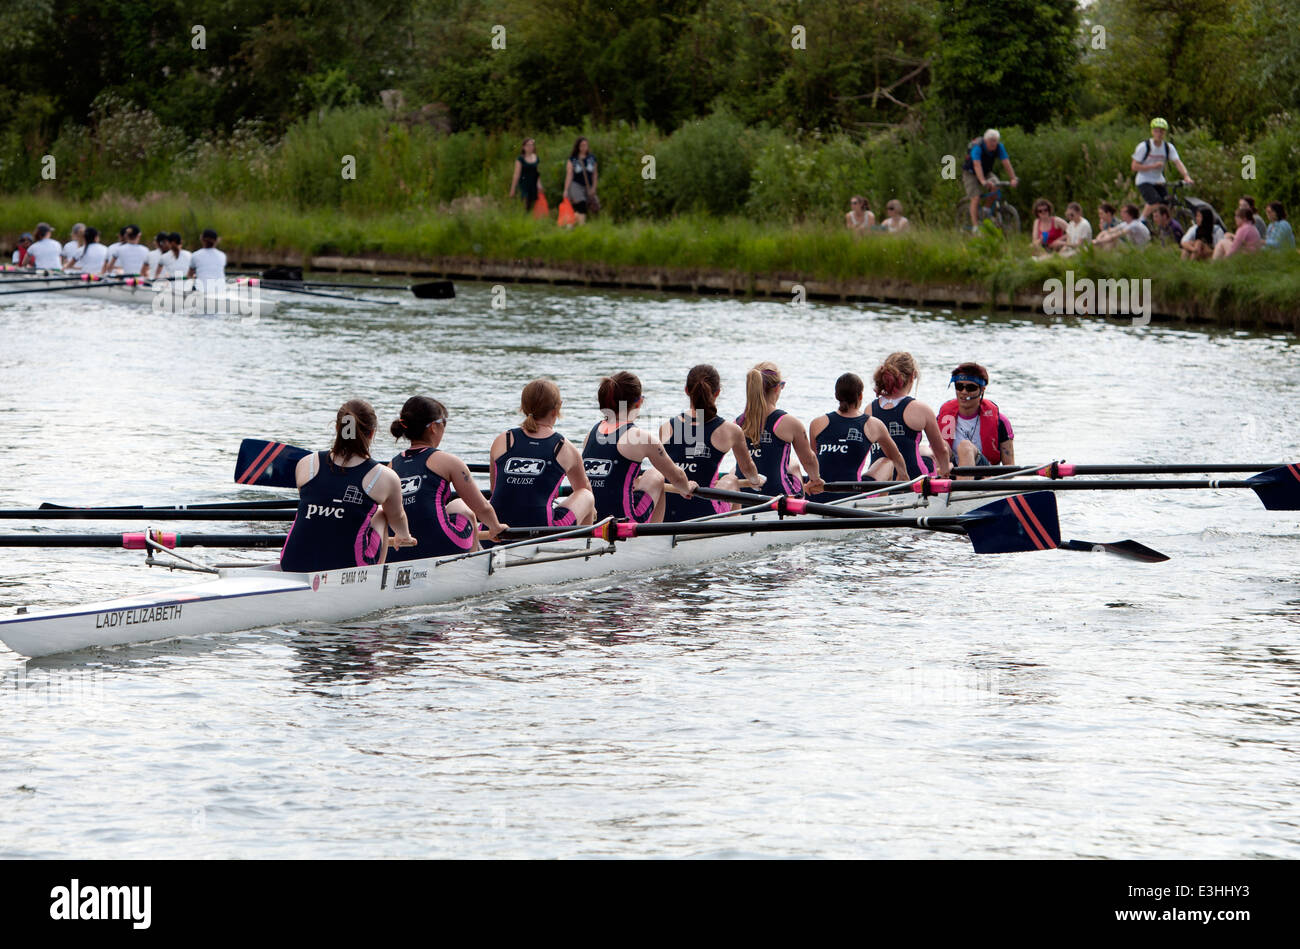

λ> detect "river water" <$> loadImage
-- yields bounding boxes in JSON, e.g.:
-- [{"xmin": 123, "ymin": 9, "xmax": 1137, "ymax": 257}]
[{"xmin": 1, "ymin": 281, "xmax": 1297, "ymax": 858}]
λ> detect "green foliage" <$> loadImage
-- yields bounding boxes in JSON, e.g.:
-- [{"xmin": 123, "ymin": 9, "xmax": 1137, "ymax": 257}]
[{"xmin": 931, "ymin": 0, "xmax": 1081, "ymax": 133}]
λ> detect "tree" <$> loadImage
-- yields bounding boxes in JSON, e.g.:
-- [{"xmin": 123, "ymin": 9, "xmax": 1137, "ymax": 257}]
[{"xmin": 930, "ymin": 0, "xmax": 1081, "ymax": 134}]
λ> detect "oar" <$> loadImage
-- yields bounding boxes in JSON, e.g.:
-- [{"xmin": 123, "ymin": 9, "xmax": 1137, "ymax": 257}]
[
  {"xmin": 235, "ymin": 438, "xmax": 489, "ymax": 488},
  {"xmin": 0, "ymin": 275, "xmax": 135, "ymax": 297},
  {"xmin": 686, "ymin": 484, "xmax": 1165, "ymax": 562},
  {"xmin": 255, "ymin": 274, "xmax": 456, "ymax": 299},
  {"xmin": 501, "ymin": 492, "xmax": 1062, "ymax": 555},
  {"xmin": 235, "ymin": 278, "xmax": 390, "ymax": 305},
  {"xmin": 0, "ymin": 508, "xmax": 297, "ymax": 520},
  {"xmin": 956, "ymin": 462, "xmax": 1292, "ymax": 477},
  {"xmin": 0, "ymin": 272, "xmax": 86, "ymax": 285},
  {"xmin": 0, "ymin": 532, "xmax": 285, "ymax": 548},
  {"xmin": 38, "ymin": 499, "xmax": 297, "ymax": 511},
  {"xmin": 820, "ymin": 466, "xmax": 1300, "ymax": 511}
]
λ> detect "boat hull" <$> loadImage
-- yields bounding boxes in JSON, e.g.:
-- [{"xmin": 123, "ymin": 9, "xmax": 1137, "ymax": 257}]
[{"xmin": 0, "ymin": 272, "xmax": 279, "ymax": 317}]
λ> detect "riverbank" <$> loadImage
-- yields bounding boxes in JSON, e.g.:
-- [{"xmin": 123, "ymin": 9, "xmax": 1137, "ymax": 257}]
[{"xmin": 3, "ymin": 196, "xmax": 1298, "ymax": 330}]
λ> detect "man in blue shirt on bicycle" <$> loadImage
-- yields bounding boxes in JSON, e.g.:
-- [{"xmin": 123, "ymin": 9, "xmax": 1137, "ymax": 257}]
[{"xmin": 963, "ymin": 129, "xmax": 1019, "ymax": 229}]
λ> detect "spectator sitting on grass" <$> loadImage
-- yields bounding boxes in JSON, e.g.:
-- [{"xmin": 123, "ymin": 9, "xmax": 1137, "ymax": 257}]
[
  {"xmin": 1093, "ymin": 204, "xmax": 1151, "ymax": 250},
  {"xmin": 1029, "ymin": 198, "xmax": 1069, "ymax": 256},
  {"xmin": 1264, "ymin": 201, "xmax": 1295, "ymax": 250},
  {"xmin": 1239, "ymin": 196, "xmax": 1267, "ymax": 240},
  {"xmin": 845, "ymin": 196, "xmax": 875, "ymax": 233},
  {"xmin": 1096, "ymin": 202, "xmax": 1118, "ymax": 233},
  {"xmin": 1149, "ymin": 204, "xmax": 1184, "ymax": 246},
  {"xmin": 1180, "ymin": 206, "xmax": 1224, "ymax": 260},
  {"xmin": 881, "ymin": 200, "xmax": 910, "ymax": 233},
  {"xmin": 1061, "ymin": 202, "xmax": 1093, "ymax": 252},
  {"xmin": 1212, "ymin": 206, "xmax": 1264, "ymax": 259}
]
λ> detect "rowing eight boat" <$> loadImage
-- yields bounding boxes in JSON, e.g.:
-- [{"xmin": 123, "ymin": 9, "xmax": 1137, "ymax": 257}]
[
  {"xmin": 0, "ymin": 486, "xmax": 1048, "ymax": 659},
  {"xmin": 0, "ymin": 271, "xmax": 281, "ymax": 316}
]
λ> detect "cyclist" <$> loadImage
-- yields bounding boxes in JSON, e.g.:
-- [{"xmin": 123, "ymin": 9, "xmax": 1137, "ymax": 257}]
[
  {"xmin": 963, "ymin": 129, "xmax": 1019, "ymax": 229},
  {"xmin": 1132, "ymin": 118, "xmax": 1193, "ymax": 221}
]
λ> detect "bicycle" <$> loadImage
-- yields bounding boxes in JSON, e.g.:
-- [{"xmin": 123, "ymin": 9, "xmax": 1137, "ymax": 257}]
[
  {"xmin": 955, "ymin": 177, "xmax": 1020, "ymax": 235},
  {"xmin": 1163, "ymin": 181, "xmax": 1221, "ymax": 235}
]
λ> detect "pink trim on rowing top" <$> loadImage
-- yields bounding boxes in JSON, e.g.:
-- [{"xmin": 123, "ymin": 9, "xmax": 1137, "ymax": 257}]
[{"xmin": 354, "ymin": 504, "xmax": 379, "ymax": 565}]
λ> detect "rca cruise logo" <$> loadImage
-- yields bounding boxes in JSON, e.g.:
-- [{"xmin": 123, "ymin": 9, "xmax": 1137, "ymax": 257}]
[
  {"xmin": 399, "ymin": 475, "xmax": 423, "ymax": 495},
  {"xmin": 50, "ymin": 879, "xmax": 151, "ymax": 929},
  {"xmin": 584, "ymin": 458, "xmax": 614, "ymax": 478},
  {"xmin": 504, "ymin": 457, "xmax": 546, "ymax": 476}
]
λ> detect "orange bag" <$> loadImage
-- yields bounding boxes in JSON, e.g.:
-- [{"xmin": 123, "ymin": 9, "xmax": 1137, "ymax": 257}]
[
  {"xmin": 532, "ymin": 192, "xmax": 549, "ymax": 218},
  {"xmin": 557, "ymin": 197, "xmax": 576, "ymax": 227}
]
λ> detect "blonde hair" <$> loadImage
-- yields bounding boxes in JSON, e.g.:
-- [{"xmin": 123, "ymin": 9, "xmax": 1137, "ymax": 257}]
[
  {"xmin": 873, "ymin": 352, "xmax": 918, "ymax": 397},
  {"xmin": 741, "ymin": 361, "xmax": 781, "ymax": 444},
  {"xmin": 519, "ymin": 378, "xmax": 561, "ymax": 435}
]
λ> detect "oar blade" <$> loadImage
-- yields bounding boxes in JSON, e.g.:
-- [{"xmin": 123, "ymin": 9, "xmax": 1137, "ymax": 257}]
[
  {"xmin": 1247, "ymin": 465, "xmax": 1300, "ymax": 510},
  {"xmin": 234, "ymin": 439, "xmax": 310, "ymax": 488},
  {"xmin": 1061, "ymin": 539, "xmax": 1171, "ymax": 563},
  {"xmin": 411, "ymin": 280, "xmax": 455, "ymax": 299},
  {"xmin": 963, "ymin": 491, "xmax": 1061, "ymax": 554}
]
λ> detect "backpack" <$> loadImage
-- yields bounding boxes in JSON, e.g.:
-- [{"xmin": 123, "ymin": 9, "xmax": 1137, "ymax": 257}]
[
  {"xmin": 960, "ymin": 137, "xmax": 982, "ymax": 173},
  {"xmin": 1137, "ymin": 137, "xmax": 1173, "ymax": 163}
]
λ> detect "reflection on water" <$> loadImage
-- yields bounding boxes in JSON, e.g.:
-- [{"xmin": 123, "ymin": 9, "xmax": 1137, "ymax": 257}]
[{"xmin": 0, "ymin": 283, "xmax": 1297, "ymax": 858}]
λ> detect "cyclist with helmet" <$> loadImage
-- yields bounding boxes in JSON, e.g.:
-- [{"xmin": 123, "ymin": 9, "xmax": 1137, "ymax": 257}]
[{"xmin": 1132, "ymin": 118, "xmax": 1194, "ymax": 222}]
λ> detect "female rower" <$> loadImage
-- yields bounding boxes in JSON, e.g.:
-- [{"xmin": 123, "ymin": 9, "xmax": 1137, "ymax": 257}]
[
  {"xmin": 736, "ymin": 362, "xmax": 824, "ymax": 498},
  {"xmin": 388, "ymin": 396, "xmax": 505, "ymax": 560},
  {"xmin": 583, "ymin": 372, "xmax": 697, "ymax": 522},
  {"xmin": 280, "ymin": 399, "xmax": 415, "ymax": 573},
  {"xmin": 658, "ymin": 364, "xmax": 763, "ymax": 522},
  {"xmin": 488, "ymin": 379, "xmax": 595, "ymax": 528},
  {"xmin": 865, "ymin": 352, "xmax": 951, "ymax": 480},
  {"xmin": 808, "ymin": 372, "xmax": 908, "ymax": 502}
]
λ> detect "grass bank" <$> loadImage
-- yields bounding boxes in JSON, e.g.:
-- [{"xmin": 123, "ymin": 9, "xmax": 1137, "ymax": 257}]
[{"xmin": 3, "ymin": 194, "xmax": 1298, "ymax": 329}]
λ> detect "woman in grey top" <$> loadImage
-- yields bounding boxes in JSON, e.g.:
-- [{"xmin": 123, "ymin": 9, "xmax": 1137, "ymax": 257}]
[{"xmin": 563, "ymin": 137, "xmax": 598, "ymax": 225}]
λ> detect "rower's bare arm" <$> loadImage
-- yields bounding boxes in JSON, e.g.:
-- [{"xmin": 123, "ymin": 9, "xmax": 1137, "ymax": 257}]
[
  {"xmin": 726, "ymin": 423, "xmax": 762, "ymax": 484},
  {"xmin": 488, "ymin": 433, "xmax": 508, "ymax": 491},
  {"xmin": 644, "ymin": 437, "xmax": 694, "ymax": 494},
  {"xmin": 559, "ymin": 442, "xmax": 592, "ymax": 493},
  {"xmin": 782, "ymin": 417, "xmax": 824, "ymax": 493},
  {"xmin": 1000, "ymin": 439, "xmax": 1015, "ymax": 465},
  {"xmin": 437, "ymin": 452, "xmax": 500, "ymax": 529},
  {"xmin": 374, "ymin": 469, "xmax": 415, "ymax": 544}
]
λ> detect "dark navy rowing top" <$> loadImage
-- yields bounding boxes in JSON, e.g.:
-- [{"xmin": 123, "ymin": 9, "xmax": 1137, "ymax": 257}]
[
  {"xmin": 869, "ymin": 396, "xmax": 931, "ymax": 479},
  {"xmin": 810, "ymin": 412, "xmax": 872, "ymax": 501},
  {"xmin": 490, "ymin": 428, "xmax": 568, "ymax": 527},
  {"xmin": 584, "ymin": 421, "xmax": 654, "ymax": 522},
  {"xmin": 280, "ymin": 453, "xmax": 383, "ymax": 573},
  {"xmin": 388, "ymin": 447, "xmax": 474, "ymax": 560},
  {"xmin": 738, "ymin": 408, "xmax": 802, "ymax": 497},
  {"xmin": 663, "ymin": 413, "xmax": 727, "ymax": 521}
]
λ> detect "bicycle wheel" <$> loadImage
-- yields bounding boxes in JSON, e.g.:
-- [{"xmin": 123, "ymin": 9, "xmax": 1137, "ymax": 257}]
[{"xmin": 995, "ymin": 203, "xmax": 1020, "ymax": 235}]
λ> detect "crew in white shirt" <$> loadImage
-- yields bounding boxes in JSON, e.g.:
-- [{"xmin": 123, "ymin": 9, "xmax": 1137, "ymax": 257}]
[
  {"xmin": 61, "ymin": 223, "xmax": 85, "ymax": 268},
  {"xmin": 103, "ymin": 225, "xmax": 149, "ymax": 275},
  {"xmin": 187, "ymin": 228, "xmax": 227, "ymax": 288},
  {"xmin": 156, "ymin": 231, "xmax": 192, "ymax": 279},
  {"xmin": 143, "ymin": 232, "xmax": 170, "ymax": 280},
  {"xmin": 72, "ymin": 227, "xmax": 108, "ymax": 272},
  {"xmin": 25, "ymin": 223, "xmax": 64, "ymax": 270},
  {"xmin": 103, "ymin": 227, "xmax": 127, "ymax": 270}
]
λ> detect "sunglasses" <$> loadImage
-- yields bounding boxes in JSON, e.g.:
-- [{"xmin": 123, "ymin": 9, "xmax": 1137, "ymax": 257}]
[{"xmin": 954, "ymin": 383, "xmax": 983, "ymax": 393}]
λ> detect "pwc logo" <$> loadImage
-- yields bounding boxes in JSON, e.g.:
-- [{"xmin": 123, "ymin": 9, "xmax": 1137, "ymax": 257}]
[{"xmin": 305, "ymin": 504, "xmax": 345, "ymax": 519}]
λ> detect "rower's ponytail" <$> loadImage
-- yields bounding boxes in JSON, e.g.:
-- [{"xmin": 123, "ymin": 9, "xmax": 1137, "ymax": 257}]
[
  {"xmin": 390, "ymin": 395, "xmax": 446, "ymax": 441},
  {"xmin": 873, "ymin": 351, "xmax": 917, "ymax": 397},
  {"xmin": 740, "ymin": 361, "xmax": 780, "ymax": 445},
  {"xmin": 333, "ymin": 399, "xmax": 377, "ymax": 465},
  {"xmin": 597, "ymin": 371, "xmax": 641, "ymax": 422},
  {"xmin": 685, "ymin": 364, "xmax": 719, "ymax": 422},
  {"xmin": 519, "ymin": 378, "xmax": 561, "ymax": 435},
  {"xmin": 835, "ymin": 372, "xmax": 864, "ymax": 413}
]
